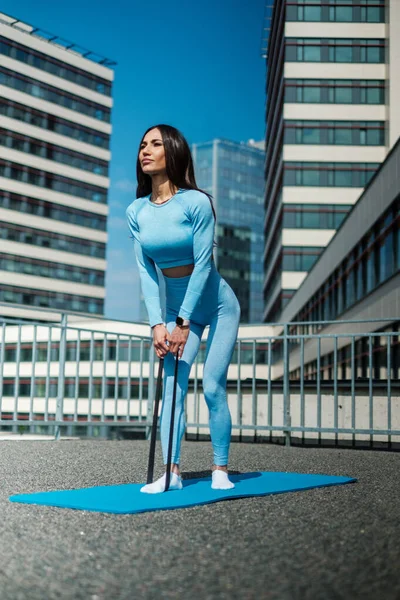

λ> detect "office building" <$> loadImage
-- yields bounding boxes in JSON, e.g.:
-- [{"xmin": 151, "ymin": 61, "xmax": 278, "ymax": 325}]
[
  {"xmin": 0, "ymin": 12, "xmax": 115, "ymax": 319},
  {"xmin": 276, "ymin": 135, "xmax": 400, "ymax": 380},
  {"xmin": 192, "ymin": 139, "xmax": 265, "ymax": 323},
  {"xmin": 263, "ymin": 0, "xmax": 399, "ymax": 322}
]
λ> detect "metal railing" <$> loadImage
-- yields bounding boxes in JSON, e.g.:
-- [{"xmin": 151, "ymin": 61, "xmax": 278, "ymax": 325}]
[{"xmin": 0, "ymin": 305, "xmax": 399, "ymax": 446}]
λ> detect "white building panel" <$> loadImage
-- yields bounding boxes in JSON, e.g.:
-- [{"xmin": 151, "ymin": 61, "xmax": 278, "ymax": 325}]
[
  {"xmin": 2, "ymin": 115, "xmax": 111, "ymax": 161},
  {"xmin": 0, "ymin": 207, "xmax": 108, "ymax": 243},
  {"xmin": 285, "ymin": 22, "xmax": 385, "ymax": 39},
  {"xmin": 1, "ymin": 55, "xmax": 113, "ymax": 107},
  {"xmin": 284, "ymin": 145, "xmax": 386, "ymax": 163},
  {"xmin": 284, "ymin": 63, "xmax": 386, "ymax": 80},
  {"xmin": 0, "ymin": 177, "xmax": 108, "ymax": 215},
  {"xmin": 282, "ymin": 271, "xmax": 308, "ymax": 289},
  {"xmin": 389, "ymin": 1, "xmax": 400, "ymax": 148},
  {"xmin": 283, "ymin": 228, "xmax": 336, "ymax": 246},
  {"xmin": 0, "ymin": 147, "xmax": 110, "ymax": 188},
  {"xmin": 0, "ymin": 86, "xmax": 112, "ymax": 134},
  {"xmin": 0, "ymin": 20, "xmax": 114, "ymax": 81},
  {"xmin": 0, "ymin": 271, "xmax": 106, "ymax": 298},
  {"xmin": 282, "ymin": 186, "xmax": 363, "ymax": 205},
  {"xmin": 0, "ymin": 304, "xmax": 73, "ymax": 323},
  {"xmin": 0, "ymin": 240, "xmax": 106, "ymax": 270},
  {"xmin": 284, "ymin": 104, "xmax": 385, "ymax": 121}
]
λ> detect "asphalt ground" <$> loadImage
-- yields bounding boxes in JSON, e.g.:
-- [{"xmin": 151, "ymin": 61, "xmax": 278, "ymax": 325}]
[{"xmin": 0, "ymin": 439, "xmax": 398, "ymax": 600}]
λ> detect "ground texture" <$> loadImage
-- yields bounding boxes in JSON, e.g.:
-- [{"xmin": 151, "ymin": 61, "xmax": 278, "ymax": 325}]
[{"xmin": 0, "ymin": 439, "xmax": 398, "ymax": 600}]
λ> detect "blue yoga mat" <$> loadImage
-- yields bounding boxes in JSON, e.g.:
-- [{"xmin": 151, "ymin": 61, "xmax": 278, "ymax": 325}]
[{"xmin": 9, "ymin": 472, "xmax": 356, "ymax": 514}]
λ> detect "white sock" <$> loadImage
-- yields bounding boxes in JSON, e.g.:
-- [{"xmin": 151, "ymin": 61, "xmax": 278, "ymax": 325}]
[
  {"xmin": 211, "ymin": 470, "xmax": 235, "ymax": 490},
  {"xmin": 140, "ymin": 472, "xmax": 183, "ymax": 494}
]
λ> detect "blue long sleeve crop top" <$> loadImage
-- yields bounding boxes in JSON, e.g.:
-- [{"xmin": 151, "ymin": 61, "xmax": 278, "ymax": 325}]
[{"xmin": 126, "ymin": 188, "xmax": 215, "ymax": 328}]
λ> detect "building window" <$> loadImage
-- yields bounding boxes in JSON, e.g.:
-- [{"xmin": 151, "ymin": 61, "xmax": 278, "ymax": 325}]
[
  {"xmin": 0, "ymin": 99, "xmax": 110, "ymax": 149},
  {"xmin": 0, "ymin": 67, "xmax": 111, "ymax": 123},
  {"xmin": 0, "ymin": 223, "xmax": 105, "ymax": 258},
  {"xmin": 0, "ymin": 160, "xmax": 107, "ymax": 204},
  {"xmin": 284, "ymin": 162, "xmax": 379, "ymax": 187},
  {"xmin": 0, "ymin": 286, "xmax": 103, "ymax": 314},
  {"xmin": 0, "ymin": 253, "xmax": 104, "ymax": 286},
  {"xmin": 0, "ymin": 130, "xmax": 108, "ymax": 176},
  {"xmin": 285, "ymin": 121, "xmax": 385, "ymax": 146},
  {"xmin": 289, "ymin": 322, "xmax": 400, "ymax": 382},
  {"xmin": 282, "ymin": 247, "xmax": 324, "ymax": 271},
  {"xmin": 2, "ymin": 377, "xmax": 150, "ymax": 400},
  {"xmin": 289, "ymin": 201, "xmax": 399, "ymax": 324},
  {"xmin": 286, "ymin": 39, "xmax": 385, "ymax": 64},
  {"xmin": 283, "ymin": 204, "xmax": 352, "ymax": 228},
  {"xmin": 286, "ymin": 1, "xmax": 385, "ymax": 23},
  {"xmin": 0, "ymin": 36, "xmax": 112, "ymax": 96},
  {"xmin": 0, "ymin": 192, "xmax": 106, "ymax": 231},
  {"xmin": 285, "ymin": 79, "xmax": 385, "ymax": 105}
]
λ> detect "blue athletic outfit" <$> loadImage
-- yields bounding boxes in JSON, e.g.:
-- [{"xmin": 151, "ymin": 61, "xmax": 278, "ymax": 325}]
[{"xmin": 126, "ymin": 188, "xmax": 240, "ymax": 465}]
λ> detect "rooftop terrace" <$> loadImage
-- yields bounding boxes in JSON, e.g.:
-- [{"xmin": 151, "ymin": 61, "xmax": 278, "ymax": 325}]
[{"xmin": 1, "ymin": 439, "xmax": 399, "ymax": 599}]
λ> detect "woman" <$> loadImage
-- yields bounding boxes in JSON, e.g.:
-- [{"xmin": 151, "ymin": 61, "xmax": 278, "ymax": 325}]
[{"xmin": 126, "ymin": 124, "xmax": 241, "ymax": 493}]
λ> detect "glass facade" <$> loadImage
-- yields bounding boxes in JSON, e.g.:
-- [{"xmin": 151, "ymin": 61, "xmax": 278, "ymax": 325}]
[
  {"xmin": 0, "ymin": 160, "xmax": 107, "ymax": 203},
  {"xmin": 1, "ymin": 99, "xmax": 110, "ymax": 149},
  {"xmin": 285, "ymin": 79, "xmax": 385, "ymax": 104},
  {"xmin": 0, "ymin": 130, "xmax": 108, "ymax": 176},
  {"xmin": 284, "ymin": 162, "xmax": 379, "ymax": 187},
  {"xmin": 284, "ymin": 121, "xmax": 385, "ymax": 146},
  {"xmin": 0, "ymin": 36, "xmax": 111, "ymax": 96},
  {"xmin": 286, "ymin": 38, "xmax": 385, "ymax": 63},
  {"xmin": 2, "ymin": 378, "xmax": 146, "ymax": 400},
  {"xmin": 0, "ymin": 67, "xmax": 110, "ymax": 122},
  {"xmin": 0, "ymin": 192, "xmax": 107, "ymax": 231},
  {"xmin": 0, "ymin": 285, "xmax": 103, "ymax": 313},
  {"xmin": 290, "ymin": 322, "xmax": 399, "ymax": 381},
  {"xmin": 282, "ymin": 247, "xmax": 324, "ymax": 271},
  {"xmin": 193, "ymin": 140, "xmax": 265, "ymax": 323},
  {"xmin": 264, "ymin": 243, "xmax": 324, "ymax": 320},
  {"xmin": 2, "ymin": 336, "xmax": 263, "ymax": 368},
  {"xmin": 287, "ymin": 194, "xmax": 399, "ymax": 383},
  {"xmin": 3, "ymin": 339, "xmax": 151, "ymax": 364},
  {"xmin": 0, "ymin": 253, "xmax": 104, "ymax": 286},
  {"xmin": 293, "ymin": 198, "xmax": 399, "ymax": 324},
  {"xmin": 286, "ymin": 1, "xmax": 385, "ymax": 23},
  {"xmin": 0, "ymin": 222, "xmax": 106, "ymax": 258},
  {"xmin": 216, "ymin": 223, "xmax": 253, "ymax": 315},
  {"xmin": 283, "ymin": 204, "xmax": 352, "ymax": 228},
  {"xmin": 267, "ymin": 288, "xmax": 297, "ymax": 323}
]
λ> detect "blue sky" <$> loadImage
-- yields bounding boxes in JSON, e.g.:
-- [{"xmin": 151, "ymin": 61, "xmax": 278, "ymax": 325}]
[{"xmin": 4, "ymin": 0, "xmax": 267, "ymax": 321}]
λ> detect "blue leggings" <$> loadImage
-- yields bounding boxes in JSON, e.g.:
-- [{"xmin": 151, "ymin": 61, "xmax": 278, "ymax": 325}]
[{"xmin": 160, "ymin": 262, "xmax": 241, "ymax": 466}]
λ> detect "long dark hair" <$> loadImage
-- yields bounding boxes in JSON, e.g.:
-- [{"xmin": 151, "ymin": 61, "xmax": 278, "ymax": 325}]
[{"xmin": 136, "ymin": 124, "xmax": 216, "ymax": 222}]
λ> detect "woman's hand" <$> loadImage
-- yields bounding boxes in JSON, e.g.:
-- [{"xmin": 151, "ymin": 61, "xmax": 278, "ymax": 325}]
[
  {"xmin": 168, "ymin": 326, "xmax": 190, "ymax": 359},
  {"xmin": 152, "ymin": 324, "xmax": 171, "ymax": 359}
]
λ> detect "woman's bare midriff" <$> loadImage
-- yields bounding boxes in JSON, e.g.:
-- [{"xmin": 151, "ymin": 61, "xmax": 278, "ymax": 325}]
[
  {"xmin": 161, "ymin": 256, "xmax": 214, "ymax": 278},
  {"xmin": 161, "ymin": 264, "xmax": 194, "ymax": 278}
]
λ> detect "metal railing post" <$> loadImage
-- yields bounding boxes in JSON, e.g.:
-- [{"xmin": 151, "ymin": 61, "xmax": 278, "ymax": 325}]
[
  {"xmin": 55, "ymin": 313, "xmax": 68, "ymax": 440},
  {"xmin": 0, "ymin": 323, "xmax": 5, "ymax": 418},
  {"xmin": 237, "ymin": 340, "xmax": 242, "ymax": 441},
  {"xmin": 283, "ymin": 323, "xmax": 291, "ymax": 446},
  {"xmin": 146, "ymin": 332, "xmax": 156, "ymax": 439}
]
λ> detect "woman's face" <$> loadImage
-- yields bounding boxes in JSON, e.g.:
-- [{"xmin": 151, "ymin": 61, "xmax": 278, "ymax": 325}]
[{"xmin": 139, "ymin": 128, "xmax": 166, "ymax": 176}]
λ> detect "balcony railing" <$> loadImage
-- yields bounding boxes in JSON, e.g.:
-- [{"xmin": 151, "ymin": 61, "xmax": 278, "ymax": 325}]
[{"xmin": 0, "ymin": 303, "xmax": 399, "ymax": 447}]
